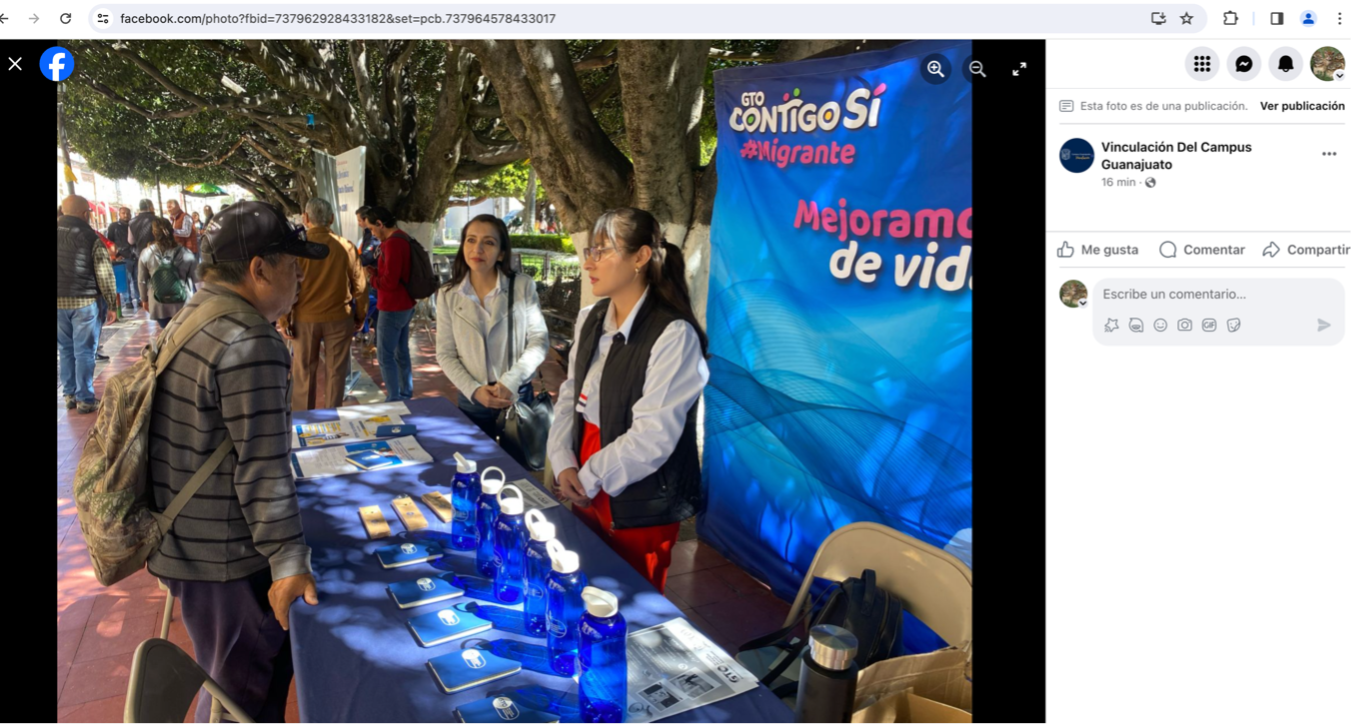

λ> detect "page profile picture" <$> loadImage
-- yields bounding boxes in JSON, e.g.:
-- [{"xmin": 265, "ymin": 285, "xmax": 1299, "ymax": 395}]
[
  {"xmin": 1310, "ymin": 47, "xmax": 1345, "ymax": 81},
  {"xmin": 1059, "ymin": 138, "xmax": 1094, "ymax": 173},
  {"xmin": 1059, "ymin": 280, "xmax": 1089, "ymax": 309}
]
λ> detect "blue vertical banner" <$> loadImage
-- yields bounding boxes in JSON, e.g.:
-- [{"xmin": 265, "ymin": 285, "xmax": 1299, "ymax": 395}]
[{"xmin": 701, "ymin": 41, "xmax": 973, "ymax": 601}]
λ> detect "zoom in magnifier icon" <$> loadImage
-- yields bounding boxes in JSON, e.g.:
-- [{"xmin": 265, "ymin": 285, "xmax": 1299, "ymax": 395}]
[
  {"xmin": 969, "ymin": 61, "xmax": 986, "ymax": 78},
  {"xmin": 927, "ymin": 60, "xmax": 945, "ymax": 78}
]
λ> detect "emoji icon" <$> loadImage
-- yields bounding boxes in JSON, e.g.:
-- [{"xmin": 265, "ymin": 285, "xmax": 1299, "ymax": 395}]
[{"xmin": 1154, "ymin": 318, "xmax": 1168, "ymax": 332}]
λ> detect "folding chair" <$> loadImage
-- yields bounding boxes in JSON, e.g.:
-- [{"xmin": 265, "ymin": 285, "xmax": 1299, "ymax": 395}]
[
  {"xmin": 738, "ymin": 522, "xmax": 973, "ymax": 696},
  {"xmin": 124, "ymin": 638, "xmax": 254, "ymax": 723}
]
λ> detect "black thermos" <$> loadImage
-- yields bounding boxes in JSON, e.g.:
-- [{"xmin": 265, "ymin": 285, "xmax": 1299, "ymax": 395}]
[{"xmin": 794, "ymin": 624, "xmax": 860, "ymax": 723}]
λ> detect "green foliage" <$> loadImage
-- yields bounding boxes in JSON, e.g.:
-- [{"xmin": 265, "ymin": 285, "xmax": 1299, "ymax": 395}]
[
  {"xmin": 453, "ymin": 160, "xmax": 550, "ymax": 204},
  {"xmin": 511, "ymin": 234, "xmax": 574, "ymax": 254}
]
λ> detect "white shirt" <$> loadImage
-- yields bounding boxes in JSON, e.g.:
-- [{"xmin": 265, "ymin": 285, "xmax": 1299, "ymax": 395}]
[
  {"xmin": 435, "ymin": 271, "xmax": 549, "ymax": 399},
  {"xmin": 461, "ymin": 273, "xmax": 504, "ymax": 382},
  {"xmin": 547, "ymin": 286, "xmax": 710, "ymax": 500}
]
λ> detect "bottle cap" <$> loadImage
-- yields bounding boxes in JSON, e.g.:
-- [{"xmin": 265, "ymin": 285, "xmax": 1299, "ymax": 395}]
[
  {"xmin": 546, "ymin": 539, "xmax": 580, "ymax": 574},
  {"xmin": 581, "ymin": 586, "xmax": 618, "ymax": 618},
  {"xmin": 453, "ymin": 452, "xmax": 477, "ymax": 474},
  {"xmin": 480, "ymin": 467, "xmax": 507, "ymax": 496},
  {"xmin": 807, "ymin": 624, "xmax": 859, "ymax": 671},
  {"xmin": 525, "ymin": 510, "xmax": 555, "ymax": 542},
  {"xmin": 484, "ymin": 473, "xmax": 508, "ymax": 495},
  {"xmin": 497, "ymin": 484, "xmax": 525, "ymax": 515}
]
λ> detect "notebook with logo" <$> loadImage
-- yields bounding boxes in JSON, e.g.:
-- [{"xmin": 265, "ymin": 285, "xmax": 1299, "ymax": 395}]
[
  {"xmin": 375, "ymin": 541, "xmax": 443, "ymax": 569},
  {"xmin": 427, "ymin": 648, "xmax": 521, "ymax": 694},
  {"xmin": 455, "ymin": 695, "xmax": 560, "ymax": 723},
  {"xmin": 387, "ymin": 573, "xmax": 465, "ymax": 609},
  {"xmin": 407, "ymin": 606, "xmax": 492, "ymax": 647}
]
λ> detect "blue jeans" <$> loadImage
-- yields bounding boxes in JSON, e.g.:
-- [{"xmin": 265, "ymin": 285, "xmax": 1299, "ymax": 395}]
[
  {"xmin": 121, "ymin": 261, "xmax": 140, "ymax": 308},
  {"xmin": 57, "ymin": 302, "xmax": 100, "ymax": 403},
  {"xmin": 376, "ymin": 306, "xmax": 415, "ymax": 401}
]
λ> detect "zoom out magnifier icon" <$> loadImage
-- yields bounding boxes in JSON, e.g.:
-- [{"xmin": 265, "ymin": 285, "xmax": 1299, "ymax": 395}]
[
  {"xmin": 969, "ymin": 61, "xmax": 986, "ymax": 78},
  {"xmin": 927, "ymin": 60, "xmax": 945, "ymax": 78}
]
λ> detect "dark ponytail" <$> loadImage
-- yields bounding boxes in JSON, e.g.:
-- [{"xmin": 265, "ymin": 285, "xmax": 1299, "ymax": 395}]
[
  {"xmin": 593, "ymin": 207, "xmax": 709, "ymax": 358},
  {"xmin": 446, "ymin": 214, "xmax": 513, "ymax": 289}
]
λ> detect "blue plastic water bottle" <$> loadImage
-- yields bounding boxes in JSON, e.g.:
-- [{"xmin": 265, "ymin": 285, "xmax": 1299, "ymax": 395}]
[
  {"xmin": 523, "ymin": 510, "xmax": 556, "ymax": 637},
  {"xmin": 578, "ymin": 587, "xmax": 627, "ymax": 723},
  {"xmin": 492, "ymin": 485, "xmax": 528, "ymax": 604},
  {"xmin": 475, "ymin": 467, "xmax": 507, "ymax": 578},
  {"xmin": 450, "ymin": 453, "xmax": 480, "ymax": 551},
  {"xmin": 545, "ymin": 540, "xmax": 587, "ymax": 676}
]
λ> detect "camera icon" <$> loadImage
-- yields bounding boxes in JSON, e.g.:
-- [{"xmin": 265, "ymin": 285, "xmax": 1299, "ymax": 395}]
[
  {"xmin": 1202, "ymin": 318, "xmax": 1217, "ymax": 332},
  {"xmin": 1178, "ymin": 318, "xmax": 1193, "ymax": 332}
]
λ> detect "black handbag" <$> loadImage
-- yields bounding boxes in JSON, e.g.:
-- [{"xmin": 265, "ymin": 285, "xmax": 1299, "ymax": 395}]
[
  {"xmin": 497, "ymin": 271, "xmax": 554, "ymax": 471},
  {"xmin": 738, "ymin": 569, "xmax": 903, "ymax": 698}
]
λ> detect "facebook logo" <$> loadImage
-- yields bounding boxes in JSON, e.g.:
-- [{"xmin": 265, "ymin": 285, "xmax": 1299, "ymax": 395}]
[{"xmin": 40, "ymin": 47, "xmax": 75, "ymax": 82}]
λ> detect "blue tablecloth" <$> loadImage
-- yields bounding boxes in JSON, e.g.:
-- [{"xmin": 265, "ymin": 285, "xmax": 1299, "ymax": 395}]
[{"xmin": 290, "ymin": 397, "xmax": 794, "ymax": 723}]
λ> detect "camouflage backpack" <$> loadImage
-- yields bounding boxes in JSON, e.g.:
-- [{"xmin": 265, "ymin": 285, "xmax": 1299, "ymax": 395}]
[{"xmin": 72, "ymin": 292, "xmax": 261, "ymax": 586}]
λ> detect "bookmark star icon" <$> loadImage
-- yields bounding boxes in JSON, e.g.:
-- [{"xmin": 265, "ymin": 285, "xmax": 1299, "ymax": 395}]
[
  {"xmin": 1180, "ymin": 12, "xmax": 1194, "ymax": 24},
  {"xmin": 1105, "ymin": 318, "xmax": 1119, "ymax": 333}
]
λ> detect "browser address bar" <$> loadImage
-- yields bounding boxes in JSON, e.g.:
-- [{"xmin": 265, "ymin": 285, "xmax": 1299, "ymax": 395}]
[{"xmin": 85, "ymin": 4, "xmax": 1211, "ymax": 35}]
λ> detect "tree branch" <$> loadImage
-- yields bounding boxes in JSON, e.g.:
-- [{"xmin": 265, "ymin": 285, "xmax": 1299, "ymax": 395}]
[{"xmin": 148, "ymin": 137, "xmax": 249, "ymax": 168}]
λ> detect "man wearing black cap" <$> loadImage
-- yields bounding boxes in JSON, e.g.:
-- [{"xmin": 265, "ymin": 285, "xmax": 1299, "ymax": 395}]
[{"xmin": 145, "ymin": 200, "xmax": 330, "ymax": 722}]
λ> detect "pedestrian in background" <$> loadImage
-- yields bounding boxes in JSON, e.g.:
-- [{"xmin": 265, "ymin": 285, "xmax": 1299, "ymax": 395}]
[
  {"xmin": 57, "ymin": 195, "xmax": 119, "ymax": 413},
  {"xmin": 363, "ymin": 206, "xmax": 416, "ymax": 401},
  {"xmin": 139, "ymin": 216, "xmax": 199, "ymax": 329},
  {"xmin": 277, "ymin": 198, "xmax": 366, "ymax": 411},
  {"xmin": 167, "ymin": 199, "xmax": 198, "ymax": 254}
]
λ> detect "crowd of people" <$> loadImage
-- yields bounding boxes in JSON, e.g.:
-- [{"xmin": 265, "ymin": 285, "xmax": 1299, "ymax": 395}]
[{"xmin": 62, "ymin": 194, "xmax": 710, "ymax": 722}]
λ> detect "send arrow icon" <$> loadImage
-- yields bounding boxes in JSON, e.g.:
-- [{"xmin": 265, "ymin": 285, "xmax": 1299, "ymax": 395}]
[
  {"xmin": 1317, "ymin": 319, "xmax": 1330, "ymax": 332},
  {"xmin": 1263, "ymin": 242, "xmax": 1280, "ymax": 257}
]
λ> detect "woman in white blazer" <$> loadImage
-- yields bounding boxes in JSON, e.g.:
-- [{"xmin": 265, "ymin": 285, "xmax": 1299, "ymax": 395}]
[{"xmin": 435, "ymin": 214, "xmax": 549, "ymax": 439}]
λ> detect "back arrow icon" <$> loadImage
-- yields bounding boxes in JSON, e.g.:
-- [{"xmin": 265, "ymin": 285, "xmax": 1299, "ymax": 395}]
[{"xmin": 1317, "ymin": 319, "xmax": 1330, "ymax": 332}]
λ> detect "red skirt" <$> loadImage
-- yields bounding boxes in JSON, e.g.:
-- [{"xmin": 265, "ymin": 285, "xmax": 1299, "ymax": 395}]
[{"xmin": 572, "ymin": 422, "xmax": 682, "ymax": 593}]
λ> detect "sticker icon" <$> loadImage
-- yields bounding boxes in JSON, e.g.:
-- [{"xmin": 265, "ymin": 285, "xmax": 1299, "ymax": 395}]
[{"xmin": 1227, "ymin": 318, "xmax": 1242, "ymax": 332}]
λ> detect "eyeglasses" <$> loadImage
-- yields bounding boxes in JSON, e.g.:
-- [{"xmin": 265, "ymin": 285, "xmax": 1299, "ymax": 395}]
[{"xmin": 581, "ymin": 245, "xmax": 619, "ymax": 263}]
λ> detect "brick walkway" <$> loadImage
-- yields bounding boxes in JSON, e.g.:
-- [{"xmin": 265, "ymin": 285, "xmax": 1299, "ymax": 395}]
[{"xmin": 56, "ymin": 308, "xmax": 787, "ymax": 722}]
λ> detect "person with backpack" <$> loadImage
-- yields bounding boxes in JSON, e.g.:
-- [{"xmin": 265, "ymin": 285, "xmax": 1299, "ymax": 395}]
[
  {"xmin": 363, "ymin": 205, "xmax": 436, "ymax": 401},
  {"xmin": 138, "ymin": 217, "xmax": 199, "ymax": 328},
  {"xmin": 546, "ymin": 208, "xmax": 710, "ymax": 593},
  {"xmin": 74, "ymin": 200, "xmax": 328, "ymax": 723}
]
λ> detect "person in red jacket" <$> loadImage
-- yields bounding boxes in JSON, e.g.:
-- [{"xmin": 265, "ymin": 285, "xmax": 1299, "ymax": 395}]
[{"xmin": 362, "ymin": 206, "xmax": 416, "ymax": 401}]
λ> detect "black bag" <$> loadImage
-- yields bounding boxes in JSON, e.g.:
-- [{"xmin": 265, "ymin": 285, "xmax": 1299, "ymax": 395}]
[
  {"xmin": 497, "ymin": 272, "xmax": 554, "ymax": 471},
  {"xmin": 402, "ymin": 234, "xmax": 438, "ymax": 300},
  {"xmin": 738, "ymin": 569, "xmax": 903, "ymax": 697}
]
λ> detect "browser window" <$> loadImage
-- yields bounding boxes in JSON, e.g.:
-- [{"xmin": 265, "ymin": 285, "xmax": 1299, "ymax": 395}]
[{"xmin": 36, "ymin": 2, "xmax": 1348, "ymax": 724}]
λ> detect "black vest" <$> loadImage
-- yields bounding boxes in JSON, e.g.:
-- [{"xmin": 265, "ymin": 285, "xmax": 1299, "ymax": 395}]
[
  {"xmin": 573, "ymin": 294, "xmax": 702, "ymax": 530},
  {"xmin": 129, "ymin": 212, "xmax": 156, "ymax": 256},
  {"xmin": 56, "ymin": 215, "xmax": 100, "ymax": 299}
]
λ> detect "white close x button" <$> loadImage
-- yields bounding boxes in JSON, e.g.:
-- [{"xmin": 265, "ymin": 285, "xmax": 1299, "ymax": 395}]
[{"xmin": 6, "ymin": 58, "xmax": 20, "ymax": 71}]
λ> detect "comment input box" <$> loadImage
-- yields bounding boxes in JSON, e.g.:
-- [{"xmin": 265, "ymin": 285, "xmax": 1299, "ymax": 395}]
[{"xmin": 1093, "ymin": 278, "xmax": 1343, "ymax": 346}]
